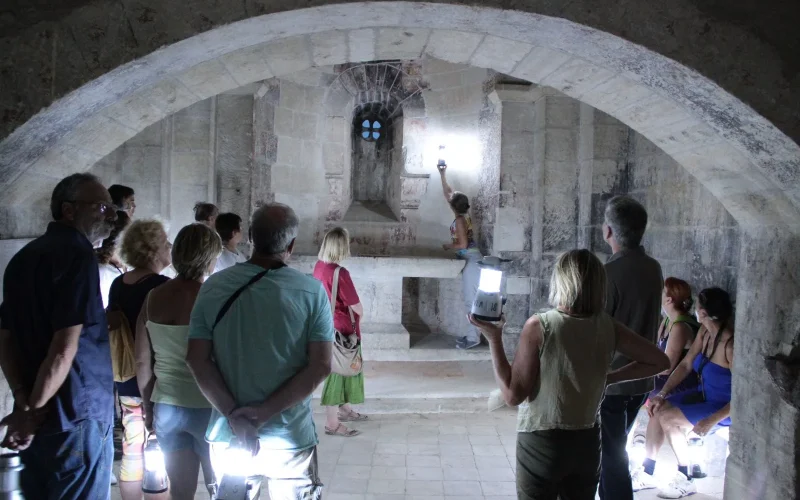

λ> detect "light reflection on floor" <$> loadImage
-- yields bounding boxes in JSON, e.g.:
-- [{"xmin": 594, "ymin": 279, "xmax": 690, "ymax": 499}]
[{"xmin": 111, "ymin": 411, "xmax": 724, "ymax": 500}]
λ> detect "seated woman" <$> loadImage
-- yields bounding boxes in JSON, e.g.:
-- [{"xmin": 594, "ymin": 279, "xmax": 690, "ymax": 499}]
[
  {"xmin": 136, "ymin": 223, "xmax": 222, "ymax": 499},
  {"xmin": 632, "ymin": 287, "xmax": 734, "ymax": 499},
  {"xmin": 652, "ymin": 277, "xmax": 700, "ymax": 398},
  {"xmin": 470, "ymin": 249, "xmax": 669, "ymax": 500}
]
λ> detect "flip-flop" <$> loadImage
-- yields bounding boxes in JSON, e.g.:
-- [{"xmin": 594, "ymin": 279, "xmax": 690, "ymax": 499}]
[
  {"xmin": 339, "ymin": 411, "xmax": 369, "ymax": 422},
  {"xmin": 325, "ymin": 424, "xmax": 361, "ymax": 437}
]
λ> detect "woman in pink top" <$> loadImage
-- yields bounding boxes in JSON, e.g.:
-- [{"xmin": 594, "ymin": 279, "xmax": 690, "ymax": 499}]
[{"xmin": 313, "ymin": 227, "xmax": 367, "ymax": 437}]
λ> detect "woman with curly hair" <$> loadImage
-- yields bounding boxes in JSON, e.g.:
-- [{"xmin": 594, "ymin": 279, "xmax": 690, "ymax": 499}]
[{"xmin": 110, "ymin": 219, "xmax": 172, "ymax": 500}]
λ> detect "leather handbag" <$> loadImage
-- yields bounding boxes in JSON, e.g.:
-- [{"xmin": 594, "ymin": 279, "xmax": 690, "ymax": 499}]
[{"xmin": 329, "ymin": 266, "xmax": 363, "ymax": 377}]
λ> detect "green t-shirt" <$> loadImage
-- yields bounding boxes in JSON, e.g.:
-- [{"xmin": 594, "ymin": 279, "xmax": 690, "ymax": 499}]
[{"xmin": 188, "ymin": 262, "xmax": 334, "ymax": 451}]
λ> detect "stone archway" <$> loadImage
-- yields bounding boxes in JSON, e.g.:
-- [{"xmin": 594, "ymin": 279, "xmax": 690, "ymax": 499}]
[
  {"xmin": 1, "ymin": 3, "xmax": 799, "ymax": 498},
  {"xmin": 1, "ymin": 2, "xmax": 798, "ymax": 232}
]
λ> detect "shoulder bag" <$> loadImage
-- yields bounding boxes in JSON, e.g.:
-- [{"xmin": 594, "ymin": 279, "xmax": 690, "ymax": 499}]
[{"xmin": 330, "ymin": 266, "xmax": 363, "ymax": 377}]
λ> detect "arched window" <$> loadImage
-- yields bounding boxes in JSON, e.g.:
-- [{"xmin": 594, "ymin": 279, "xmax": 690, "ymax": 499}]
[{"xmin": 360, "ymin": 119, "xmax": 382, "ymax": 141}]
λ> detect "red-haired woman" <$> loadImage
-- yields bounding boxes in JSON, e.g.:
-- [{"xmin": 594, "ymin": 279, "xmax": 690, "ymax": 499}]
[{"xmin": 652, "ymin": 278, "xmax": 700, "ymax": 397}]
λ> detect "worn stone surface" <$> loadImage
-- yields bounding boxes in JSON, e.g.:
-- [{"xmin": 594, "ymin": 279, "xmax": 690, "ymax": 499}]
[
  {"xmin": 725, "ymin": 228, "xmax": 800, "ymax": 500},
  {"xmin": 0, "ymin": 2, "xmax": 798, "ymax": 237}
]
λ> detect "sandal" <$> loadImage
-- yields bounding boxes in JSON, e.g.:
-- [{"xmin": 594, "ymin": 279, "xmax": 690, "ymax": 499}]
[
  {"xmin": 339, "ymin": 410, "xmax": 369, "ymax": 422},
  {"xmin": 325, "ymin": 424, "xmax": 361, "ymax": 437}
]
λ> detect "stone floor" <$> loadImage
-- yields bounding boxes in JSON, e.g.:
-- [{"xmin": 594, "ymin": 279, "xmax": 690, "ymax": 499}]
[{"xmin": 111, "ymin": 411, "xmax": 724, "ymax": 500}]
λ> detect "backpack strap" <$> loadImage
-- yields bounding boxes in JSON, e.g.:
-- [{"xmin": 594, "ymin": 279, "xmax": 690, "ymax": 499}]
[
  {"xmin": 330, "ymin": 267, "xmax": 341, "ymax": 315},
  {"xmin": 330, "ymin": 266, "xmax": 356, "ymax": 331},
  {"xmin": 212, "ymin": 264, "xmax": 286, "ymax": 330}
]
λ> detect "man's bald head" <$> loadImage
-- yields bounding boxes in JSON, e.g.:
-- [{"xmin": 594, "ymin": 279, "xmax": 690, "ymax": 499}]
[{"xmin": 250, "ymin": 203, "xmax": 299, "ymax": 257}]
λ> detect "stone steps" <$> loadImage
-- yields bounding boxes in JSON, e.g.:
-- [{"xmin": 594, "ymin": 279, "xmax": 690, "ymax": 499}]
[
  {"xmin": 313, "ymin": 360, "xmax": 500, "ymax": 414},
  {"xmin": 361, "ymin": 323, "xmax": 492, "ymax": 361}
]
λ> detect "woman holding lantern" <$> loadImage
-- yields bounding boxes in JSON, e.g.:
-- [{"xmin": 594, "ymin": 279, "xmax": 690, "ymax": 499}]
[{"xmin": 438, "ymin": 154, "xmax": 483, "ymax": 349}]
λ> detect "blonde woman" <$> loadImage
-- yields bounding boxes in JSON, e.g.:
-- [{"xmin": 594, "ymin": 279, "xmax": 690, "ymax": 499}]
[
  {"xmin": 111, "ymin": 219, "xmax": 172, "ymax": 500},
  {"xmin": 313, "ymin": 227, "xmax": 366, "ymax": 437},
  {"xmin": 470, "ymin": 249, "xmax": 669, "ymax": 500},
  {"xmin": 136, "ymin": 223, "xmax": 222, "ymax": 499}
]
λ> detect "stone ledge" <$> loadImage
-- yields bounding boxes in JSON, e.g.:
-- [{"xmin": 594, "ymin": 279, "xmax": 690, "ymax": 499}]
[{"xmin": 290, "ymin": 254, "xmax": 464, "ymax": 278}]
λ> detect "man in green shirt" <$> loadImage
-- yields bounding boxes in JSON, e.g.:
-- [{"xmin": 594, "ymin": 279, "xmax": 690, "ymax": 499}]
[{"xmin": 187, "ymin": 203, "xmax": 334, "ymax": 499}]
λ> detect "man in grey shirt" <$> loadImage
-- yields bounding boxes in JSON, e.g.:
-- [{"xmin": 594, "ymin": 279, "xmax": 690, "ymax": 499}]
[{"xmin": 598, "ymin": 196, "xmax": 664, "ymax": 500}]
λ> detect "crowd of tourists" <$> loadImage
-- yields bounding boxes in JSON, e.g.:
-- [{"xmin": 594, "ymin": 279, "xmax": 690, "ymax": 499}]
[{"xmin": 0, "ymin": 171, "xmax": 733, "ymax": 500}]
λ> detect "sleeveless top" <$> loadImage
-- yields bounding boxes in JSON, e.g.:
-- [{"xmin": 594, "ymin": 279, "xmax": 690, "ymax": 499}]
[
  {"xmin": 147, "ymin": 321, "xmax": 210, "ymax": 408},
  {"xmin": 517, "ymin": 309, "xmax": 616, "ymax": 432},
  {"xmin": 450, "ymin": 214, "xmax": 478, "ymax": 249}
]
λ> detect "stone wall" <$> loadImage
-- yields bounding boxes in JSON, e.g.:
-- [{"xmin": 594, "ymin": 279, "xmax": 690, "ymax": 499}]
[
  {"xmin": 493, "ymin": 90, "xmax": 741, "ymax": 353},
  {"xmin": 268, "ymin": 67, "xmax": 351, "ymax": 253},
  {"xmin": 585, "ymin": 107, "xmax": 740, "ymax": 297},
  {"xmin": 91, "ymin": 92, "xmax": 254, "ymax": 241}
]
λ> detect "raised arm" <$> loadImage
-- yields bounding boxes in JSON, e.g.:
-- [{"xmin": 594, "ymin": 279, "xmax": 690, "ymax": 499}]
[
  {"xmin": 606, "ymin": 320, "xmax": 670, "ymax": 386},
  {"xmin": 469, "ymin": 314, "xmax": 542, "ymax": 407},
  {"xmin": 438, "ymin": 165, "xmax": 454, "ymax": 202}
]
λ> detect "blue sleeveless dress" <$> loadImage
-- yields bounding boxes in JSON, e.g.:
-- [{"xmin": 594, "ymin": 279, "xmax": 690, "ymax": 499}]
[{"xmin": 668, "ymin": 353, "xmax": 732, "ymax": 427}]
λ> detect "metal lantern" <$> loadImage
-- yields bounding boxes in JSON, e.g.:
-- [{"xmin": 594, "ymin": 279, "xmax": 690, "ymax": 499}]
[
  {"xmin": 142, "ymin": 435, "xmax": 169, "ymax": 494},
  {"xmin": 0, "ymin": 453, "xmax": 24, "ymax": 500},
  {"xmin": 213, "ymin": 439, "xmax": 254, "ymax": 500},
  {"xmin": 470, "ymin": 256, "xmax": 510, "ymax": 322}
]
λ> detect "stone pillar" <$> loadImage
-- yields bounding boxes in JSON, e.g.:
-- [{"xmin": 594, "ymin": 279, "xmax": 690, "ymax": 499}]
[
  {"xmin": 725, "ymin": 227, "xmax": 800, "ymax": 500},
  {"xmin": 530, "ymin": 91, "xmax": 581, "ymax": 313},
  {"xmin": 491, "ymin": 84, "xmax": 536, "ymax": 354},
  {"xmin": 250, "ymin": 82, "xmax": 278, "ymax": 216},
  {"xmin": 214, "ymin": 94, "xmax": 253, "ymax": 236}
]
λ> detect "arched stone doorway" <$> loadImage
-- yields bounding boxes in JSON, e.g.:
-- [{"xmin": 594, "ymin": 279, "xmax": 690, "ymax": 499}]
[{"xmin": 1, "ymin": 3, "xmax": 798, "ymax": 498}]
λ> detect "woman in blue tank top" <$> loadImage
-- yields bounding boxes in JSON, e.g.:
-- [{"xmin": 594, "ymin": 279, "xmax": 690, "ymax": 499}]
[{"xmin": 633, "ymin": 287, "xmax": 734, "ymax": 499}]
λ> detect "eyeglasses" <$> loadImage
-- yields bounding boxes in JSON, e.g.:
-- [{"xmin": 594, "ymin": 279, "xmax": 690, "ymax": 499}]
[{"xmin": 66, "ymin": 200, "xmax": 116, "ymax": 215}]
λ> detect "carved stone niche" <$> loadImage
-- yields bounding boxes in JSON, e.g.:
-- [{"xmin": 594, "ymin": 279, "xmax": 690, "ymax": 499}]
[{"xmin": 341, "ymin": 107, "xmax": 430, "ymax": 224}]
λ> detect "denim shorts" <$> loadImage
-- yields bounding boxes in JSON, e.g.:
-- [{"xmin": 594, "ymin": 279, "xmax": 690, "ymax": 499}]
[{"xmin": 153, "ymin": 403, "xmax": 212, "ymax": 455}]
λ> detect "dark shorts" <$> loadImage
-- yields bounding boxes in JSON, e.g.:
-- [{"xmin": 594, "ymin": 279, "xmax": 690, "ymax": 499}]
[
  {"xmin": 516, "ymin": 426, "xmax": 601, "ymax": 500},
  {"xmin": 154, "ymin": 403, "xmax": 212, "ymax": 455},
  {"xmin": 21, "ymin": 419, "xmax": 113, "ymax": 500}
]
